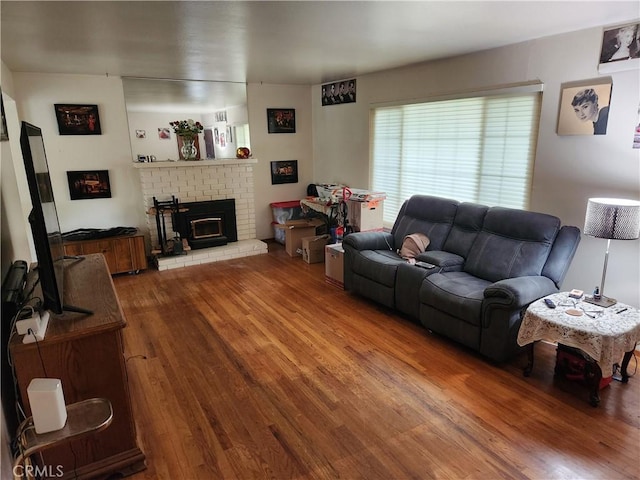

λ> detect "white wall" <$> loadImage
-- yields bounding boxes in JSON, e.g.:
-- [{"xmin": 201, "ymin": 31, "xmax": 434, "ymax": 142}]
[
  {"xmin": 312, "ymin": 26, "xmax": 640, "ymax": 307},
  {"xmin": 247, "ymin": 83, "xmax": 313, "ymax": 240},
  {"xmin": 1, "ymin": 62, "xmax": 34, "ymax": 270},
  {"xmin": 13, "ymin": 73, "xmax": 147, "ymax": 234},
  {"xmin": 2, "ymin": 72, "xmax": 313, "ymax": 259}
]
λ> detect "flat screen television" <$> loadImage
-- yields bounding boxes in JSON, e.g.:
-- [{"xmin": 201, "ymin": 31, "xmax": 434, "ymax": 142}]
[{"xmin": 19, "ymin": 121, "xmax": 90, "ymax": 314}]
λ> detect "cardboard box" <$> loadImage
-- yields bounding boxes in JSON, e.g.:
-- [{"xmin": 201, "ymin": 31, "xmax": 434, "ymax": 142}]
[
  {"xmin": 325, "ymin": 243, "xmax": 344, "ymax": 288},
  {"xmin": 275, "ymin": 219, "xmax": 324, "ymax": 257},
  {"xmin": 347, "ymin": 199, "xmax": 384, "ymax": 232},
  {"xmin": 301, "ymin": 235, "xmax": 331, "ymax": 264}
]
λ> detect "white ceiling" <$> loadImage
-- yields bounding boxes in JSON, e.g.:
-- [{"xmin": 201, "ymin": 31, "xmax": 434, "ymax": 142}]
[{"xmin": 2, "ymin": 1, "xmax": 639, "ymax": 109}]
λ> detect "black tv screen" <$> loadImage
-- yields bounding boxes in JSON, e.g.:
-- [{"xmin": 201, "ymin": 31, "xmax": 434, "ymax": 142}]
[{"xmin": 20, "ymin": 122, "xmax": 65, "ymax": 314}]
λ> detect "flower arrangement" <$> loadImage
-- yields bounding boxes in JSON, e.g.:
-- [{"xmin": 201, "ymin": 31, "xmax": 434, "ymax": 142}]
[{"xmin": 169, "ymin": 119, "xmax": 203, "ymax": 137}]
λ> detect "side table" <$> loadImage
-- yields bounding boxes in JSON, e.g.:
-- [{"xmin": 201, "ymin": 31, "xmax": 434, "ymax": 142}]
[
  {"xmin": 13, "ymin": 398, "xmax": 113, "ymax": 479},
  {"xmin": 517, "ymin": 292, "xmax": 640, "ymax": 406}
]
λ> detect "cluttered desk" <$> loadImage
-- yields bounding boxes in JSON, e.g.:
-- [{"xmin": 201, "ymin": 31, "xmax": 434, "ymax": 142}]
[{"xmin": 300, "ymin": 184, "xmax": 386, "ymax": 241}]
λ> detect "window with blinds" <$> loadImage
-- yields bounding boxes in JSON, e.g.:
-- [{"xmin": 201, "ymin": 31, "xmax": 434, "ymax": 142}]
[{"xmin": 371, "ymin": 88, "xmax": 542, "ymax": 227}]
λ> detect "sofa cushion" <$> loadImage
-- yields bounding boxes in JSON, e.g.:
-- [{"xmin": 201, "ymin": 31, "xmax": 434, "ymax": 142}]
[
  {"xmin": 463, "ymin": 207, "xmax": 560, "ymax": 283},
  {"xmin": 352, "ymin": 249, "xmax": 405, "ymax": 288},
  {"xmin": 421, "ymin": 272, "xmax": 492, "ymax": 326},
  {"xmin": 391, "ymin": 195, "xmax": 459, "ymax": 251},
  {"xmin": 442, "ymin": 202, "xmax": 489, "ymax": 258}
]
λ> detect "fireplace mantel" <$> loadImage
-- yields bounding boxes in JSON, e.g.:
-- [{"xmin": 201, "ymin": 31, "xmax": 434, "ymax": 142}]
[{"xmin": 132, "ymin": 158, "xmax": 258, "ymax": 169}]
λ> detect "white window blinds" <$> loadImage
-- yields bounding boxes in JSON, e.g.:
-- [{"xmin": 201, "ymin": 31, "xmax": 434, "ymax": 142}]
[{"xmin": 371, "ymin": 89, "xmax": 542, "ymax": 227}]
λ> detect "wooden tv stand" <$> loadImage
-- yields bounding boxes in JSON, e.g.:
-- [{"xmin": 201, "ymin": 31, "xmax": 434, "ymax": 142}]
[
  {"xmin": 10, "ymin": 254, "xmax": 146, "ymax": 479},
  {"xmin": 63, "ymin": 233, "xmax": 147, "ymax": 275}
]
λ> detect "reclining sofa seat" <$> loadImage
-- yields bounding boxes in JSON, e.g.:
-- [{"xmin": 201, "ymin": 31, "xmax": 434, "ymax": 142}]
[
  {"xmin": 395, "ymin": 202, "xmax": 489, "ymax": 319},
  {"xmin": 343, "ymin": 194, "xmax": 581, "ymax": 363},
  {"xmin": 343, "ymin": 195, "xmax": 459, "ymax": 308}
]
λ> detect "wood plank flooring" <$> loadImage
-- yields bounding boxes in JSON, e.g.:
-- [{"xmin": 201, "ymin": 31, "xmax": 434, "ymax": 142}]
[{"xmin": 114, "ymin": 243, "xmax": 640, "ymax": 480}]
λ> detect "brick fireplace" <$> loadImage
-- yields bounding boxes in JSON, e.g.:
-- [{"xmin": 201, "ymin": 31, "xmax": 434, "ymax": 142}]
[{"xmin": 133, "ymin": 159, "xmax": 267, "ymax": 270}]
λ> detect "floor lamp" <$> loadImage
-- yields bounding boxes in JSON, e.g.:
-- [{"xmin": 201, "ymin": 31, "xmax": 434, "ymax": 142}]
[{"xmin": 583, "ymin": 198, "xmax": 640, "ymax": 307}]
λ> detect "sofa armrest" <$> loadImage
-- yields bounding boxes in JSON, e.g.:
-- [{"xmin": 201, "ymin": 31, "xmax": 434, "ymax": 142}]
[
  {"xmin": 416, "ymin": 250, "xmax": 465, "ymax": 269},
  {"xmin": 480, "ymin": 276, "xmax": 559, "ymax": 343},
  {"xmin": 542, "ymin": 225, "xmax": 581, "ymax": 289},
  {"xmin": 484, "ymin": 276, "xmax": 558, "ymax": 309},
  {"xmin": 343, "ymin": 231, "xmax": 395, "ymax": 252}
]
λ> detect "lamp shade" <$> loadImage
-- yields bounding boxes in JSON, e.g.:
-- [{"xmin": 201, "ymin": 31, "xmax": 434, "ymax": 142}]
[{"xmin": 583, "ymin": 198, "xmax": 640, "ymax": 240}]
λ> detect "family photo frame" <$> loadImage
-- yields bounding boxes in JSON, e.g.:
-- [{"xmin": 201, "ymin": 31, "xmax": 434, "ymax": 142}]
[{"xmin": 54, "ymin": 104, "xmax": 102, "ymax": 135}]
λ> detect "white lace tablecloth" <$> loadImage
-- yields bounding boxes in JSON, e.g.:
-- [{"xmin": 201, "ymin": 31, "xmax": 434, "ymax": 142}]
[{"xmin": 517, "ymin": 292, "xmax": 640, "ymax": 374}]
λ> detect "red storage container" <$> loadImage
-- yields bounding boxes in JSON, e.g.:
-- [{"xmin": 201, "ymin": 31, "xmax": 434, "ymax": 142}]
[{"xmin": 555, "ymin": 344, "xmax": 612, "ymax": 390}]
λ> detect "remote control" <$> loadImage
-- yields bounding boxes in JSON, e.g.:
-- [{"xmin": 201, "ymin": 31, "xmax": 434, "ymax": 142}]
[
  {"xmin": 544, "ymin": 298, "xmax": 556, "ymax": 309},
  {"xmin": 415, "ymin": 261, "xmax": 436, "ymax": 269}
]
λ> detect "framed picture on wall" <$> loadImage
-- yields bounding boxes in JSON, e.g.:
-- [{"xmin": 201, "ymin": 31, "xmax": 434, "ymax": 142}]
[
  {"xmin": 322, "ymin": 79, "xmax": 356, "ymax": 106},
  {"xmin": 67, "ymin": 170, "xmax": 112, "ymax": 200},
  {"xmin": 54, "ymin": 104, "xmax": 102, "ymax": 135},
  {"xmin": 598, "ymin": 22, "xmax": 640, "ymax": 73},
  {"xmin": 267, "ymin": 108, "xmax": 296, "ymax": 133},
  {"xmin": 0, "ymin": 91, "xmax": 8, "ymax": 142},
  {"xmin": 270, "ymin": 160, "xmax": 298, "ymax": 184},
  {"xmin": 557, "ymin": 78, "xmax": 613, "ymax": 136}
]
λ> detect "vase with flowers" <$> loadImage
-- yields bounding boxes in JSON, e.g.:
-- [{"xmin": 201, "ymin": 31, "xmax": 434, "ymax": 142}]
[{"xmin": 169, "ymin": 119, "xmax": 204, "ymax": 160}]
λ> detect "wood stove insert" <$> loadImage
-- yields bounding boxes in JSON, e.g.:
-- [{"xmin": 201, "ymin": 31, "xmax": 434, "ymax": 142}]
[{"xmin": 172, "ymin": 199, "xmax": 237, "ymax": 250}]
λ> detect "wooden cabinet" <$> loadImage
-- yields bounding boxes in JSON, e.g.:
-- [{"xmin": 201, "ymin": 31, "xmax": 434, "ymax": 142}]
[
  {"xmin": 10, "ymin": 254, "xmax": 146, "ymax": 478},
  {"xmin": 64, "ymin": 234, "xmax": 147, "ymax": 275}
]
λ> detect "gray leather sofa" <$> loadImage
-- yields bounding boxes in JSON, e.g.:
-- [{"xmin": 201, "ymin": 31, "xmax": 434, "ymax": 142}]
[{"xmin": 343, "ymin": 194, "xmax": 581, "ymax": 362}]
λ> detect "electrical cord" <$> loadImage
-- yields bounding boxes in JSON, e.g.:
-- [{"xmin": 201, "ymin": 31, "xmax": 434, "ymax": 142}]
[
  {"xmin": 27, "ymin": 328, "xmax": 48, "ymax": 378},
  {"xmin": 612, "ymin": 351, "xmax": 637, "ymax": 380},
  {"xmin": 7, "ymin": 301, "xmax": 49, "ymax": 438},
  {"xmin": 7, "ymin": 300, "xmax": 33, "ymax": 455},
  {"xmin": 4, "ymin": 276, "xmax": 52, "ymax": 470},
  {"xmin": 384, "ymin": 235, "xmax": 394, "ymax": 251},
  {"xmin": 21, "ymin": 275, "xmax": 40, "ymax": 306}
]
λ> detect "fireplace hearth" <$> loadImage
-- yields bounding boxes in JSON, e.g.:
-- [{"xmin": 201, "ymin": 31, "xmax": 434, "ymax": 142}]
[{"xmin": 172, "ymin": 199, "xmax": 237, "ymax": 250}]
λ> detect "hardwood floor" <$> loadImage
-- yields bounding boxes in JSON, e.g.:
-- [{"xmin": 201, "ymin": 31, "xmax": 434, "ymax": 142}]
[{"xmin": 114, "ymin": 243, "xmax": 639, "ymax": 480}]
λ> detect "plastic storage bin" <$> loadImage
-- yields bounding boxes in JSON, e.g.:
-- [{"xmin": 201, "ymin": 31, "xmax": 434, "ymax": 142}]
[
  {"xmin": 270, "ymin": 201, "xmax": 303, "ymax": 225},
  {"xmin": 272, "ymin": 222, "xmax": 286, "ymax": 244}
]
